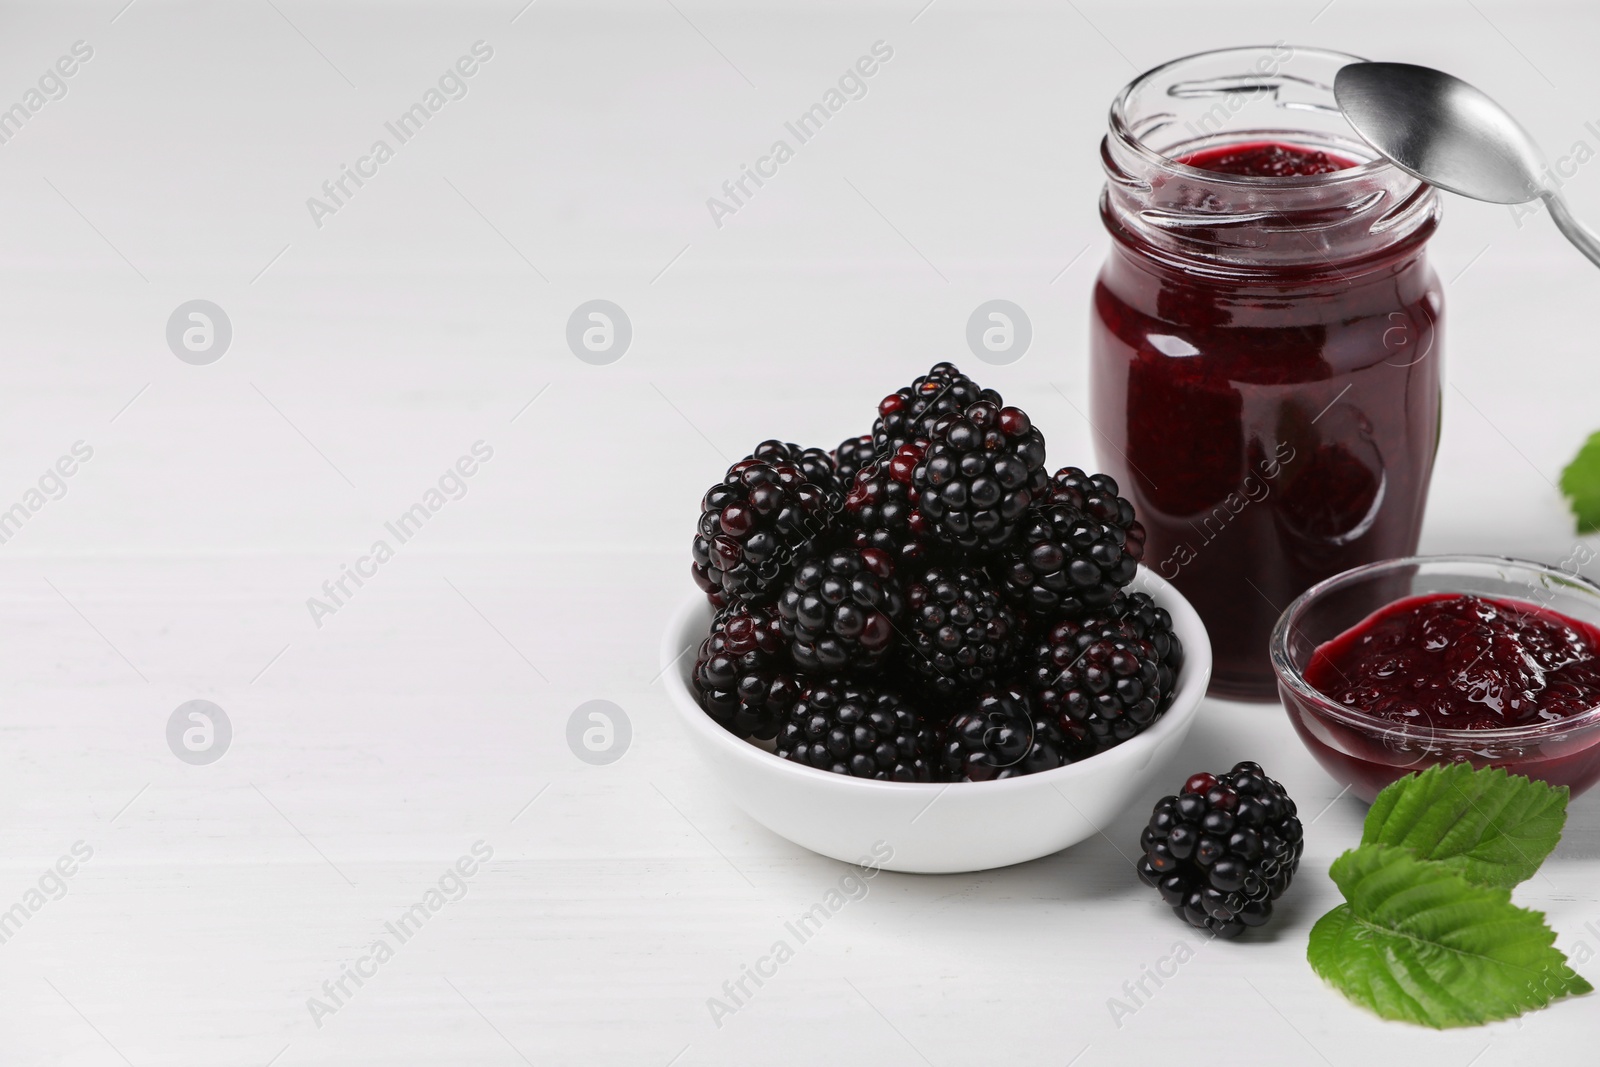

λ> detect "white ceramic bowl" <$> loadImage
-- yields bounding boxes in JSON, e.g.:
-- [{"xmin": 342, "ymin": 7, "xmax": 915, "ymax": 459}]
[{"xmin": 661, "ymin": 568, "xmax": 1212, "ymax": 873}]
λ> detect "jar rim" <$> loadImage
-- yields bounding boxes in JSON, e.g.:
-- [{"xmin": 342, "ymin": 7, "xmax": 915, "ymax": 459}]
[
  {"xmin": 1108, "ymin": 44, "xmax": 1395, "ymax": 187},
  {"xmin": 1100, "ymin": 44, "xmax": 1439, "ymax": 276}
]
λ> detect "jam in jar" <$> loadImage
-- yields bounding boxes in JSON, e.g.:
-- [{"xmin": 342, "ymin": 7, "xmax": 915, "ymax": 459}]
[{"xmin": 1091, "ymin": 46, "xmax": 1444, "ymax": 700}]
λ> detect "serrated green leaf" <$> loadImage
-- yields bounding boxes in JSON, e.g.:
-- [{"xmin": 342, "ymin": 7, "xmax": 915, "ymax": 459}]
[
  {"xmin": 1362, "ymin": 764, "xmax": 1568, "ymax": 889},
  {"xmin": 1560, "ymin": 430, "xmax": 1600, "ymax": 534},
  {"xmin": 1308, "ymin": 845, "xmax": 1592, "ymax": 1028}
]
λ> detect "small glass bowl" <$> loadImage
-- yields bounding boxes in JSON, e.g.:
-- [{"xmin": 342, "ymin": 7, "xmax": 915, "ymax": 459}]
[{"xmin": 1271, "ymin": 554, "xmax": 1600, "ymax": 802}]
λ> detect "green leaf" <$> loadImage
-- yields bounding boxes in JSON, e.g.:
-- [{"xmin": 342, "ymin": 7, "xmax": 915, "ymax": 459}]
[
  {"xmin": 1560, "ymin": 430, "xmax": 1600, "ymax": 534},
  {"xmin": 1308, "ymin": 845, "xmax": 1592, "ymax": 1028},
  {"xmin": 1362, "ymin": 764, "xmax": 1568, "ymax": 889}
]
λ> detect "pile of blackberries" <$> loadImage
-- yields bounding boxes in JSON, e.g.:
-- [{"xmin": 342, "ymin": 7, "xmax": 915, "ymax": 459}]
[{"xmin": 690, "ymin": 363, "xmax": 1181, "ymax": 782}]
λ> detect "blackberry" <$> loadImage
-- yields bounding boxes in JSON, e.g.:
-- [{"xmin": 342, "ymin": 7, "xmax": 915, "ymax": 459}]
[
  {"xmin": 843, "ymin": 441, "xmax": 933, "ymax": 568},
  {"xmin": 1048, "ymin": 466, "xmax": 1146, "ymax": 565},
  {"xmin": 776, "ymin": 680, "xmax": 935, "ymax": 781},
  {"xmin": 1136, "ymin": 763, "xmax": 1304, "ymax": 938},
  {"xmin": 873, "ymin": 363, "xmax": 1002, "ymax": 455},
  {"xmin": 939, "ymin": 687, "xmax": 1069, "ymax": 782},
  {"xmin": 1001, "ymin": 468, "xmax": 1145, "ymax": 616},
  {"xmin": 832, "ymin": 434, "xmax": 877, "ymax": 488},
  {"xmin": 692, "ymin": 605, "xmax": 801, "ymax": 740},
  {"xmin": 902, "ymin": 564, "xmax": 1021, "ymax": 698},
  {"xmin": 914, "ymin": 401, "xmax": 1048, "ymax": 553},
  {"xmin": 692, "ymin": 455, "xmax": 833, "ymax": 608},
  {"xmin": 776, "ymin": 546, "xmax": 905, "ymax": 674},
  {"xmin": 749, "ymin": 439, "xmax": 845, "ymax": 500},
  {"xmin": 1029, "ymin": 597, "xmax": 1181, "ymax": 753},
  {"xmin": 1113, "ymin": 591, "xmax": 1184, "ymax": 690}
]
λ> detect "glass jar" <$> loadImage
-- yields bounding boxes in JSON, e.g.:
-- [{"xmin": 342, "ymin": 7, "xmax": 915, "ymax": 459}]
[{"xmin": 1090, "ymin": 46, "xmax": 1444, "ymax": 701}]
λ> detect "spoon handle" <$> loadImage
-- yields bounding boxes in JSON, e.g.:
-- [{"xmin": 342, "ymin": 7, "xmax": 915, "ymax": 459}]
[{"xmin": 1542, "ymin": 191, "xmax": 1600, "ymax": 269}]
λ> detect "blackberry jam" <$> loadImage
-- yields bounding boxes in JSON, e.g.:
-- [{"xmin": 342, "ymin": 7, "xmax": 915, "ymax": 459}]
[
  {"xmin": 1305, "ymin": 594, "xmax": 1600, "ymax": 729},
  {"xmin": 1177, "ymin": 141, "xmax": 1352, "ymax": 178},
  {"xmin": 1091, "ymin": 47, "xmax": 1444, "ymax": 700},
  {"xmin": 1274, "ymin": 556, "xmax": 1600, "ymax": 801}
]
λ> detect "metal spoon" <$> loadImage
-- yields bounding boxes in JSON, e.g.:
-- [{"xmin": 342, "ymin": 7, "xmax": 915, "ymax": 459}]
[{"xmin": 1333, "ymin": 61, "xmax": 1600, "ymax": 267}]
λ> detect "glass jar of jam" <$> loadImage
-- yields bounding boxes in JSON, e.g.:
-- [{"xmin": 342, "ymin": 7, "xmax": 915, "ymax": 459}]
[{"xmin": 1090, "ymin": 46, "xmax": 1444, "ymax": 701}]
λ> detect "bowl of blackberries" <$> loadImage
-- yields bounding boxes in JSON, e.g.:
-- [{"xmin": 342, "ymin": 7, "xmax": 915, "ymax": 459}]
[{"xmin": 663, "ymin": 363, "xmax": 1212, "ymax": 873}]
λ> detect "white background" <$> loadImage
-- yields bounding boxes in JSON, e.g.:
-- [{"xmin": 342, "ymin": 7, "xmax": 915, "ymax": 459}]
[{"xmin": 1, "ymin": 0, "xmax": 1598, "ymax": 1063}]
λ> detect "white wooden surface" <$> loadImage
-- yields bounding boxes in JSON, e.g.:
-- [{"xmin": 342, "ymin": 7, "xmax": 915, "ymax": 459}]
[{"xmin": 2, "ymin": 1, "xmax": 1598, "ymax": 1063}]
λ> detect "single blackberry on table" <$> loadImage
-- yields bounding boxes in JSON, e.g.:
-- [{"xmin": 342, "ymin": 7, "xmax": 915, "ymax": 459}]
[
  {"xmin": 1001, "ymin": 467, "xmax": 1145, "ymax": 616},
  {"xmin": 692, "ymin": 604, "xmax": 801, "ymax": 741},
  {"xmin": 776, "ymin": 680, "xmax": 936, "ymax": 781},
  {"xmin": 939, "ymin": 687, "xmax": 1069, "ymax": 782},
  {"xmin": 913, "ymin": 400, "xmax": 1048, "ymax": 553},
  {"xmin": 692, "ymin": 454, "xmax": 833, "ymax": 608},
  {"xmin": 1136, "ymin": 762, "xmax": 1304, "ymax": 938},
  {"xmin": 873, "ymin": 363, "xmax": 1002, "ymax": 455},
  {"xmin": 902, "ymin": 564, "xmax": 1021, "ymax": 698},
  {"xmin": 843, "ymin": 441, "xmax": 934, "ymax": 568},
  {"xmin": 776, "ymin": 545, "xmax": 905, "ymax": 674},
  {"xmin": 832, "ymin": 434, "xmax": 877, "ymax": 489},
  {"xmin": 749, "ymin": 439, "xmax": 845, "ymax": 500},
  {"xmin": 1029, "ymin": 596, "xmax": 1182, "ymax": 754}
]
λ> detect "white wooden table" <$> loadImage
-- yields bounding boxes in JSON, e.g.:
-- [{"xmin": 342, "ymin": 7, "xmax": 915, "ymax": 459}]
[{"xmin": 1, "ymin": 1, "xmax": 1597, "ymax": 1063}]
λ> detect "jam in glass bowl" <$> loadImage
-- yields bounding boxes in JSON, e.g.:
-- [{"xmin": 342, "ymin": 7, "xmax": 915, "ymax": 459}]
[{"xmin": 1272, "ymin": 555, "xmax": 1600, "ymax": 802}]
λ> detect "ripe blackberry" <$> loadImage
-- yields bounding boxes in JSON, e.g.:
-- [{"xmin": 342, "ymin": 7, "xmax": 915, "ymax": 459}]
[
  {"xmin": 692, "ymin": 605, "xmax": 801, "ymax": 741},
  {"xmin": 1001, "ymin": 468, "xmax": 1145, "ymax": 616},
  {"xmin": 776, "ymin": 680, "xmax": 935, "ymax": 781},
  {"xmin": 776, "ymin": 546, "xmax": 905, "ymax": 674},
  {"xmin": 843, "ymin": 441, "xmax": 933, "ymax": 568},
  {"xmin": 873, "ymin": 363, "xmax": 1001, "ymax": 455},
  {"xmin": 1048, "ymin": 466, "xmax": 1146, "ymax": 565},
  {"xmin": 832, "ymin": 434, "xmax": 877, "ymax": 488},
  {"xmin": 1029, "ymin": 597, "xmax": 1182, "ymax": 753},
  {"xmin": 902, "ymin": 564, "xmax": 1021, "ymax": 698},
  {"xmin": 914, "ymin": 401, "xmax": 1048, "ymax": 553},
  {"xmin": 939, "ymin": 687, "xmax": 1069, "ymax": 782},
  {"xmin": 1136, "ymin": 763, "xmax": 1304, "ymax": 938},
  {"xmin": 692, "ymin": 455, "xmax": 833, "ymax": 608},
  {"xmin": 1113, "ymin": 591, "xmax": 1184, "ymax": 691},
  {"xmin": 749, "ymin": 439, "xmax": 845, "ymax": 500}
]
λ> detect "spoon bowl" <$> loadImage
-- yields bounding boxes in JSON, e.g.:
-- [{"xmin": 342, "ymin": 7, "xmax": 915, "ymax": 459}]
[
  {"xmin": 1334, "ymin": 62, "xmax": 1544, "ymax": 204},
  {"xmin": 1334, "ymin": 60, "xmax": 1600, "ymax": 267}
]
